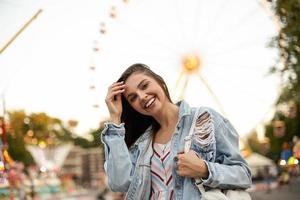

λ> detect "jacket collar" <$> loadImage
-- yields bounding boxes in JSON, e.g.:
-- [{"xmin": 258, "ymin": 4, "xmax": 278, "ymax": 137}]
[
  {"xmin": 130, "ymin": 100, "xmax": 192, "ymax": 148},
  {"xmin": 177, "ymin": 100, "xmax": 192, "ymax": 119},
  {"xmin": 176, "ymin": 100, "xmax": 192, "ymax": 129}
]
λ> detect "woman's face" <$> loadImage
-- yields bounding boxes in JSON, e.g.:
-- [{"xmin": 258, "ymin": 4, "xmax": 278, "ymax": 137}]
[{"xmin": 123, "ymin": 72, "xmax": 168, "ymax": 116}]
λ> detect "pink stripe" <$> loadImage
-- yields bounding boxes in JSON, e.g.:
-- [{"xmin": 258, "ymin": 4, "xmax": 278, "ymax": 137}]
[
  {"xmin": 151, "ymin": 181, "xmax": 161, "ymax": 192},
  {"xmin": 151, "ymin": 142, "xmax": 174, "ymax": 199},
  {"xmin": 151, "ymin": 162, "xmax": 165, "ymax": 176},
  {"xmin": 165, "ymin": 165, "xmax": 172, "ymax": 176},
  {"xmin": 158, "ymin": 191, "xmax": 163, "ymax": 200},
  {"xmin": 165, "ymin": 144, "xmax": 171, "ymax": 152},
  {"xmin": 161, "ymin": 151, "xmax": 170, "ymax": 162}
]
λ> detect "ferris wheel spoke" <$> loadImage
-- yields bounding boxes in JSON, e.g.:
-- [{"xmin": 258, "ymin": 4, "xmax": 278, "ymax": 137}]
[
  {"xmin": 174, "ymin": 70, "xmax": 185, "ymax": 93},
  {"xmin": 174, "ymin": 0, "xmax": 187, "ymax": 44},
  {"xmin": 198, "ymin": 0, "xmax": 230, "ymax": 45},
  {"xmin": 147, "ymin": 0, "xmax": 183, "ymax": 49},
  {"xmin": 113, "ymin": 17, "xmax": 182, "ymax": 55},
  {"xmin": 206, "ymin": 31, "xmax": 268, "ymax": 49},
  {"xmin": 103, "ymin": 45, "xmax": 176, "ymax": 62},
  {"xmin": 204, "ymin": 6, "xmax": 259, "ymax": 48},
  {"xmin": 206, "ymin": 39, "xmax": 268, "ymax": 57},
  {"xmin": 196, "ymin": 72, "xmax": 226, "ymax": 116},
  {"xmin": 191, "ymin": 0, "xmax": 203, "ymax": 49},
  {"xmin": 204, "ymin": 64, "xmax": 264, "ymax": 71},
  {"xmin": 178, "ymin": 74, "xmax": 189, "ymax": 101}
]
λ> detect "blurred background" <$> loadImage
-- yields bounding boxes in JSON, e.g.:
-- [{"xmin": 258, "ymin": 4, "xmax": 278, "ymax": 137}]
[{"xmin": 0, "ymin": 0, "xmax": 299, "ymax": 199}]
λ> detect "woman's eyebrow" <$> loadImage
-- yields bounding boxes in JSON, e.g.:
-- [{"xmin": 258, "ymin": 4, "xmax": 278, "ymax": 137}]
[
  {"xmin": 137, "ymin": 79, "xmax": 147, "ymax": 88},
  {"xmin": 127, "ymin": 79, "xmax": 147, "ymax": 99}
]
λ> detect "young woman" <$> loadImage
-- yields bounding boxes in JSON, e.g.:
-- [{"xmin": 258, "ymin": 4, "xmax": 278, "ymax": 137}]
[{"xmin": 101, "ymin": 63, "xmax": 252, "ymax": 200}]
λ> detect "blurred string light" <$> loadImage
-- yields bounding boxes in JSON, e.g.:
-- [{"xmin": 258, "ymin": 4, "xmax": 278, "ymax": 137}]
[
  {"xmin": 40, "ymin": 166, "xmax": 47, "ymax": 173},
  {"xmin": 22, "ymin": 116, "xmax": 65, "ymax": 148},
  {"xmin": 3, "ymin": 149, "xmax": 13, "ymax": 165},
  {"xmin": 287, "ymin": 156, "xmax": 299, "ymax": 165},
  {"xmin": 279, "ymin": 159, "xmax": 286, "ymax": 166},
  {"xmin": 0, "ymin": 161, "xmax": 4, "ymax": 171},
  {"xmin": 279, "ymin": 157, "xmax": 299, "ymax": 166}
]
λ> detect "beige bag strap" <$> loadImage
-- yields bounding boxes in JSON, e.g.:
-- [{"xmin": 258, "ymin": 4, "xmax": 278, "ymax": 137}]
[
  {"xmin": 184, "ymin": 108, "xmax": 251, "ymax": 200},
  {"xmin": 184, "ymin": 108, "xmax": 206, "ymax": 194}
]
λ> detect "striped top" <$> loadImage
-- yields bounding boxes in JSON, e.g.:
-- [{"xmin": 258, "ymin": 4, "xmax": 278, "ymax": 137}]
[{"xmin": 150, "ymin": 141, "xmax": 175, "ymax": 200}]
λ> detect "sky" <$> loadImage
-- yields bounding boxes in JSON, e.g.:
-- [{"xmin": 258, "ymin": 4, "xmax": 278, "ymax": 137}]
[{"xmin": 0, "ymin": 0, "xmax": 280, "ymax": 138}]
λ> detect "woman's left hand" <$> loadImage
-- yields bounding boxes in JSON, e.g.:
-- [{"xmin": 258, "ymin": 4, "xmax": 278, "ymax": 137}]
[{"xmin": 176, "ymin": 150, "xmax": 209, "ymax": 179}]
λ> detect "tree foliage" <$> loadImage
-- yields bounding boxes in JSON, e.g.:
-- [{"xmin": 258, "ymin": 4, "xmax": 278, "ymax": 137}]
[
  {"xmin": 270, "ymin": 0, "xmax": 300, "ymax": 102},
  {"xmin": 264, "ymin": 0, "xmax": 300, "ymax": 161},
  {"xmin": 6, "ymin": 110, "xmax": 74, "ymax": 165},
  {"xmin": 264, "ymin": 103, "xmax": 300, "ymax": 161},
  {"xmin": 6, "ymin": 110, "xmax": 102, "ymax": 166}
]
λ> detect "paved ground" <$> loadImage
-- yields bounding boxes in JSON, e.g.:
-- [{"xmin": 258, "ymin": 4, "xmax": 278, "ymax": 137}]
[
  {"xmin": 32, "ymin": 177, "xmax": 300, "ymax": 200},
  {"xmin": 250, "ymin": 177, "xmax": 300, "ymax": 200}
]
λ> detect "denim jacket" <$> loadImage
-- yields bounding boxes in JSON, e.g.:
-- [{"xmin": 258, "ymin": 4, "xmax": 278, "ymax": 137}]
[{"xmin": 101, "ymin": 101, "xmax": 252, "ymax": 200}]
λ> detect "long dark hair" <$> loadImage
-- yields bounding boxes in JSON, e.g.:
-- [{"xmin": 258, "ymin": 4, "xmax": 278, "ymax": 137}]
[{"xmin": 117, "ymin": 63, "xmax": 172, "ymax": 148}]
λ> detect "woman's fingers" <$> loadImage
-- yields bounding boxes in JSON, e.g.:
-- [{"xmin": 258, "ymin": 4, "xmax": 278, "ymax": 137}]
[
  {"xmin": 105, "ymin": 82, "xmax": 124, "ymax": 122},
  {"xmin": 175, "ymin": 151, "xmax": 206, "ymax": 178},
  {"xmin": 109, "ymin": 89, "xmax": 125, "ymax": 98},
  {"xmin": 110, "ymin": 84, "xmax": 126, "ymax": 92},
  {"xmin": 106, "ymin": 82, "xmax": 126, "ymax": 100},
  {"xmin": 107, "ymin": 89, "xmax": 125, "ymax": 100},
  {"xmin": 108, "ymin": 81, "xmax": 124, "ymax": 90}
]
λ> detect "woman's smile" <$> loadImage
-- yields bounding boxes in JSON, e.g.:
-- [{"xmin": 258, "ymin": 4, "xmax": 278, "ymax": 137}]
[{"xmin": 144, "ymin": 96, "xmax": 156, "ymax": 110}]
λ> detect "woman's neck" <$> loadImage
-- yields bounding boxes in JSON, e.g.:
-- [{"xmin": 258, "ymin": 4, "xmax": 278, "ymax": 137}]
[{"xmin": 153, "ymin": 102, "xmax": 179, "ymax": 130}]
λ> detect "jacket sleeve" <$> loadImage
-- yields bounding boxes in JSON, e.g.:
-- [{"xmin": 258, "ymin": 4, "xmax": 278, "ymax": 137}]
[
  {"xmin": 199, "ymin": 109, "xmax": 252, "ymax": 189},
  {"xmin": 101, "ymin": 122, "xmax": 133, "ymax": 192}
]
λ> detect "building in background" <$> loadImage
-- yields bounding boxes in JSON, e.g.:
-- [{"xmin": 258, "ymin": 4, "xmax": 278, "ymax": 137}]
[{"xmin": 62, "ymin": 146, "xmax": 104, "ymax": 189}]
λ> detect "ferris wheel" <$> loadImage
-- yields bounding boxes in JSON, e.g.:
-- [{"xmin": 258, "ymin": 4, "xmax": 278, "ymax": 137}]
[{"xmin": 88, "ymin": 0, "xmax": 279, "ymax": 135}]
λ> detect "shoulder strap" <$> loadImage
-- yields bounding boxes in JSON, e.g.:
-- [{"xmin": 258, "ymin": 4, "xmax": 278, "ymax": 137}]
[{"xmin": 184, "ymin": 107, "xmax": 207, "ymax": 194}]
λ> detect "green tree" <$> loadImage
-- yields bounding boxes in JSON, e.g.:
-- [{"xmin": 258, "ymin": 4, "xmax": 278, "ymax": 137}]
[
  {"xmin": 74, "ymin": 127, "xmax": 103, "ymax": 148},
  {"xmin": 7, "ymin": 110, "xmax": 103, "ymax": 165},
  {"xmin": 270, "ymin": 0, "xmax": 300, "ymax": 102},
  {"xmin": 264, "ymin": 0, "xmax": 300, "ymax": 161},
  {"xmin": 247, "ymin": 131, "xmax": 262, "ymax": 154},
  {"xmin": 6, "ymin": 111, "xmax": 34, "ymax": 166},
  {"xmin": 7, "ymin": 111, "xmax": 75, "ymax": 165}
]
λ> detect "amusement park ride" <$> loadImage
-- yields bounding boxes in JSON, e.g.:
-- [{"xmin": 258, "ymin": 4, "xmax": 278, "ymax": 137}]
[{"xmin": 87, "ymin": 0, "xmax": 280, "ymax": 128}]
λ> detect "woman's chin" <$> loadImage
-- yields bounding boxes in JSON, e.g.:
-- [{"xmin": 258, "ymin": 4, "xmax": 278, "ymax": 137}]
[{"xmin": 147, "ymin": 103, "xmax": 163, "ymax": 116}]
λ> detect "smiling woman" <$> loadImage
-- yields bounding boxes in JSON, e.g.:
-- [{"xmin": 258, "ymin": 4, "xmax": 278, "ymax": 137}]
[
  {"xmin": 101, "ymin": 63, "xmax": 252, "ymax": 200},
  {"xmin": 83, "ymin": 0, "xmax": 281, "ymax": 140}
]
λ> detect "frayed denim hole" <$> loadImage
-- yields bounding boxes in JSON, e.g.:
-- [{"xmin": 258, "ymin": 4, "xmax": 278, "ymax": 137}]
[{"xmin": 193, "ymin": 111, "xmax": 215, "ymax": 148}]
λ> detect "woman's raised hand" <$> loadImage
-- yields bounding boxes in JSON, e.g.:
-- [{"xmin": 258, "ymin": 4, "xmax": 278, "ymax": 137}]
[{"xmin": 105, "ymin": 81, "xmax": 126, "ymax": 124}]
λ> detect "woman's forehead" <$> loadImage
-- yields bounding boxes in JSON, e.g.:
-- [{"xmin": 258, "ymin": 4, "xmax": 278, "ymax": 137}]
[
  {"xmin": 124, "ymin": 73, "xmax": 153, "ymax": 95},
  {"xmin": 125, "ymin": 72, "xmax": 151, "ymax": 84}
]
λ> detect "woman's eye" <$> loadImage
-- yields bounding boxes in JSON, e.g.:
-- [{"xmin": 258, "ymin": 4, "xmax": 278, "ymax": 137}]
[
  {"xmin": 141, "ymin": 82, "xmax": 148, "ymax": 89},
  {"xmin": 130, "ymin": 95, "xmax": 137, "ymax": 102}
]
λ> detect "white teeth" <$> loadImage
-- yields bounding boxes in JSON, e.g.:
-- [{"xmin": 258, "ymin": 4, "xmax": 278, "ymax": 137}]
[{"xmin": 145, "ymin": 98, "xmax": 155, "ymax": 108}]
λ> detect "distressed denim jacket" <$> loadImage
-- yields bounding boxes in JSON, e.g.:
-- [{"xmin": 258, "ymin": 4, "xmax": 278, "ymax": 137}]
[{"xmin": 101, "ymin": 101, "xmax": 252, "ymax": 200}]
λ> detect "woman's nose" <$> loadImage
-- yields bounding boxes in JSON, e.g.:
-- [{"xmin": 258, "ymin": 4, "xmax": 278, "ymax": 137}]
[{"xmin": 137, "ymin": 91, "xmax": 147, "ymax": 101}]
